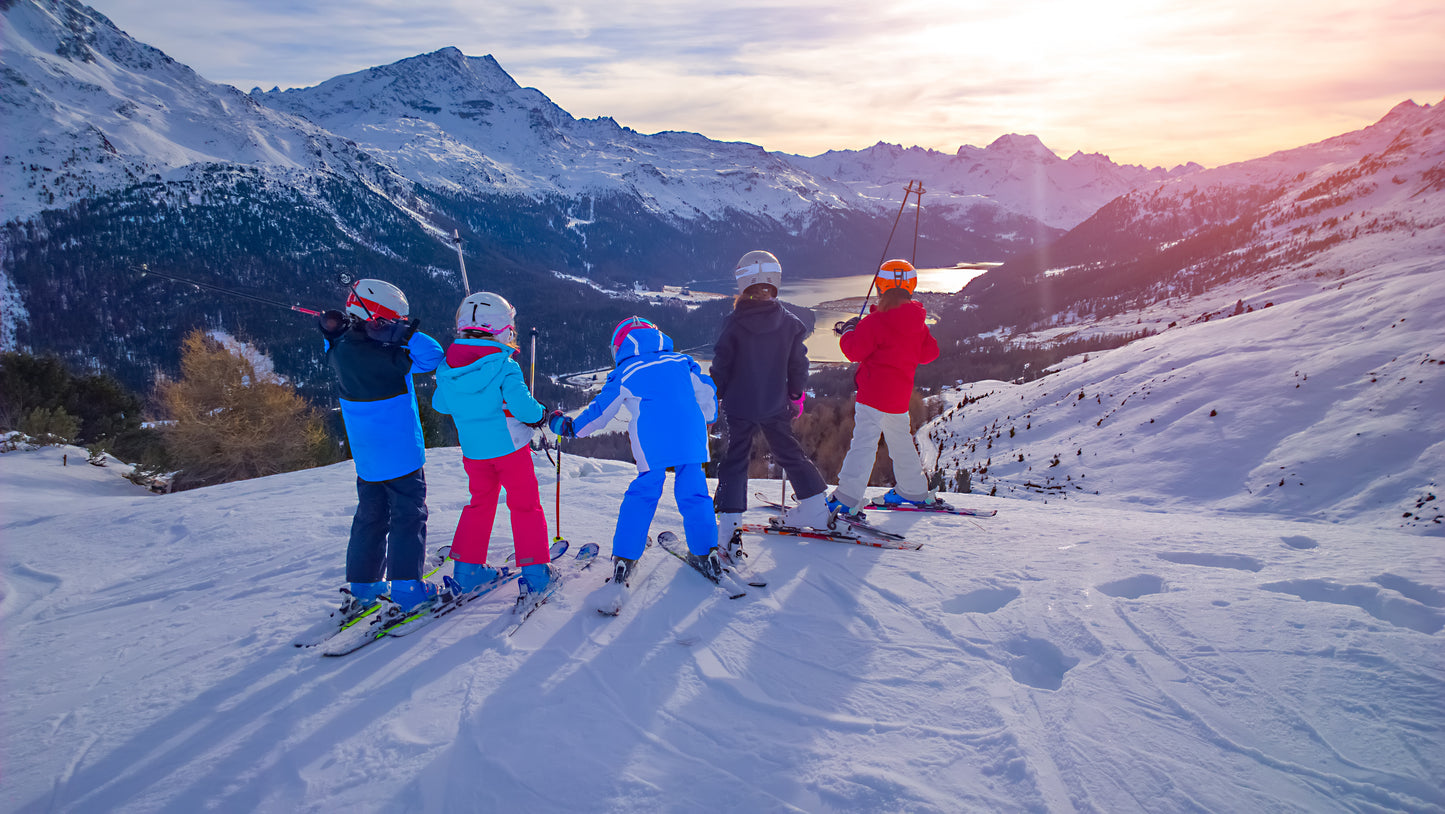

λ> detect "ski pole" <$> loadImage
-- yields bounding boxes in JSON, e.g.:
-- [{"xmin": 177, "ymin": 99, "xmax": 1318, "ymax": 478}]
[
  {"xmin": 855, "ymin": 180, "xmax": 925, "ymax": 320},
  {"xmin": 529, "ymin": 327, "xmax": 539, "ymax": 392},
  {"xmin": 553, "ymin": 408, "xmax": 565, "ymax": 543},
  {"xmin": 451, "ymin": 230, "xmax": 471, "ymax": 294},
  {"xmin": 135, "ymin": 265, "xmax": 324, "ymax": 316}
]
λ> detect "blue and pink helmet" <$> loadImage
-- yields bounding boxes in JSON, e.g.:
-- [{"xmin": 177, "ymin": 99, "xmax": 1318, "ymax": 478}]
[{"xmin": 610, "ymin": 316, "xmax": 658, "ymax": 358}]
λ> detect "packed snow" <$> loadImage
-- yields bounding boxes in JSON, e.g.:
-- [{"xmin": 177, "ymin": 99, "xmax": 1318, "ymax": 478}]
[{"xmin": 2, "ymin": 432, "xmax": 1441, "ymax": 812}]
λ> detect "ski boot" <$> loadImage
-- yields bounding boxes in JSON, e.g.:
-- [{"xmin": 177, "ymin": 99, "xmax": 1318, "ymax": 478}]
[
  {"xmin": 686, "ymin": 547, "xmax": 724, "ymax": 581},
  {"xmin": 780, "ymin": 493, "xmax": 831, "ymax": 530},
  {"xmin": 445, "ymin": 561, "xmax": 501, "ymax": 596},
  {"xmin": 519, "ymin": 563, "xmax": 559, "ymax": 598},
  {"xmin": 872, "ymin": 488, "xmax": 938, "ymax": 508},
  {"xmin": 388, "ymin": 579, "xmax": 438, "ymax": 613},
  {"xmin": 825, "ymin": 493, "xmax": 867, "ymax": 523},
  {"xmin": 611, "ymin": 557, "xmax": 637, "ymax": 587}
]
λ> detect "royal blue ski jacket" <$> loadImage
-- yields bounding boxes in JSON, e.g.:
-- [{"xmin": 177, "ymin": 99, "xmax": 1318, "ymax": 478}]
[
  {"xmin": 324, "ymin": 323, "xmax": 444, "ymax": 482},
  {"xmin": 572, "ymin": 327, "xmax": 717, "ymax": 472}
]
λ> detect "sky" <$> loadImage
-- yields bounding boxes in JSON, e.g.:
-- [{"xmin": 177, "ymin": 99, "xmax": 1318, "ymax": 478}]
[{"xmin": 93, "ymin": 0, "xmax": 1444, "ymax": 169}]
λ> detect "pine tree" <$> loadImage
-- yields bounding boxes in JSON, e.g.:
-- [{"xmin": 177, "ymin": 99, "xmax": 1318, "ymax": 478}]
[{"xmin": 157, "ymin": 330, "xmax": 328, "ymax": 488}]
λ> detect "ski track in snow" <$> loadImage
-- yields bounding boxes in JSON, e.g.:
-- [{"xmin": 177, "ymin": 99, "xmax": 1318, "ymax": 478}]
[{"xmin": 2, "ymin": 444, "xmax": 1442, "ymax": 813}]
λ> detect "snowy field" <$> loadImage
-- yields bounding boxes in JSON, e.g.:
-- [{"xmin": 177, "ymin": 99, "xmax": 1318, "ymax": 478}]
[{"xmin": 2, "ymin": 441, "xmax": 1441, "ymax": 813}]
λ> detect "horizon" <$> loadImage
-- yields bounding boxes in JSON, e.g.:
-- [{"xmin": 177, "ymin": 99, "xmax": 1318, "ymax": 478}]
[{"xmin": 88, "ymin": 0, "xmax": 1444, "ymax": 170}]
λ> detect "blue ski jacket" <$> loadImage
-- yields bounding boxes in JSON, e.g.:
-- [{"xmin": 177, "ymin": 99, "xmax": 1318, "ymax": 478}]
[
  {"xmin": 324, "ymin": 323, "xmax": 444, "ymax": 482},
  {"xmin": 572, "ymin": 327, "xmax": 717, "ymax": 472},
  {"xmin": 432, "ymin": 337, "xmax": 546, "ymax": 461}
]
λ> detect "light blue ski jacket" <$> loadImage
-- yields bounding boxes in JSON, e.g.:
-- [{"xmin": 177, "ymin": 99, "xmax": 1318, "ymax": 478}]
[
  {"xmin": 432, "ymin": 337, "xmax": 545, "ymax": 461},
  {"xmin": 573, "ymin": 327, "xmax": 717, "ymax": 472}
]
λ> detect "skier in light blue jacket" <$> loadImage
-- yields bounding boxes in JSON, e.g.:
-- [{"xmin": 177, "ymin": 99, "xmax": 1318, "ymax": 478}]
[
  {"xmin": 431, "ymin": 292, "xmax": 554, "ymax": 599},
  {"xmin": 549, "ymin": 317, "xmax": 719, "ymax": 584}
]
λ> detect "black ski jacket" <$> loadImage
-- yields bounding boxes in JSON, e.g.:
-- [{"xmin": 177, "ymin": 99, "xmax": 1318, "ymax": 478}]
[{"xmin": 711, "ymin": 299, "xmax": 810, "ymax": 421}]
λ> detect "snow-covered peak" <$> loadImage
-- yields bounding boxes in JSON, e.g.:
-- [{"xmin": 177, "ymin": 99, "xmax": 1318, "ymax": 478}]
[
  {"xmin": 0, "ymin": 0, "xmax": 409, "ymax": 221},
  {"xmin": 786, "ymin": 131, "xmax": 1189, "ymax": 229},
  {"xmin": 982, "ymin": 132, "xmax": 1061, "ymax": 163}
]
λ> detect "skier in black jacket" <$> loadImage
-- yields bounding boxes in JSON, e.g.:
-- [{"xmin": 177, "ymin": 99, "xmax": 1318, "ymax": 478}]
[{"xmin": 711, "ymin": 250, "xmax": 829, "ymax": 547}]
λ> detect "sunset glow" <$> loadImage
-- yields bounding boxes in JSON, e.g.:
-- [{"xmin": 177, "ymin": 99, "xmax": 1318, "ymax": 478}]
[{"xmin": 96, "ymin": 0, "xmax": 1444, "ymax": 168}]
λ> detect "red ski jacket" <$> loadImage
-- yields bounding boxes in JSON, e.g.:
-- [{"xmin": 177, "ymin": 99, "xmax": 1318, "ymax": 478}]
[{"xmin": 839, "ymin": 300, "xmax": 940, "ymax": 413}]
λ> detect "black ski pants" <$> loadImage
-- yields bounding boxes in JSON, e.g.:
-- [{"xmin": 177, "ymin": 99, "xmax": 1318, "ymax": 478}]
[{"xmin": 713, "ymin": 409, "xmax": 825, "ymax": 514}]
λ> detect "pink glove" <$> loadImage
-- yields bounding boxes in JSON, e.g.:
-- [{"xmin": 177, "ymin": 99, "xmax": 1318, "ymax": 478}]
[{"xmin": 791, "ymin": 392, "xmax": 806, "ymax": 417}]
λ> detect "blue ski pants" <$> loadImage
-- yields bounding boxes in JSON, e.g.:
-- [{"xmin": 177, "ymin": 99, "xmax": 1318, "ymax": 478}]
[
  {"xmin": 614, "ymin": 463, "xmax": 717, "ymax": 558},
  {"xmin": 346, "ymin": 467, "xmax": 428, "ymax": 583}
]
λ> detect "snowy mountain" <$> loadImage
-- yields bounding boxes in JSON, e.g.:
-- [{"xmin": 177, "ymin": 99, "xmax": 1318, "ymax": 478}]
[
  {"xmin": 0, "ymin": 0, "xmax": 418, "ymax": 224},
  {"xmin": 963, "ymin": 98, "xmax": 1445, "ymax": 329},
  {"xmin": 782, "ymin": 134, "xmax": 1200, "ymax": 232},
  {"xmin": 921, "ymin": 98, "xmax": 1445, "ymax": 535},
  {"xmin": 0, "ymin": 0, "xmax": 1183, "ymax": 389},
  {"xmin": 3, "ymin": 440, "xmax": 1441, "ymax": 812},
  {"xmin": 256, "ymin": 48, "xmax": 856, "ymax": 222}
]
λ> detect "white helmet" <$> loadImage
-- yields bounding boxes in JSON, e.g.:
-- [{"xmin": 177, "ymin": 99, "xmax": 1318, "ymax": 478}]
[
  {"xmin": 344, "ymin": 279, "xmax": 409, "ymax": 321},
  {"xmin": 734, "ymin": 250, "xmax": 782, "ymax": 295},
  {"xmin": 456, "ymin": 291, "xmax": 516, "ymax": 334}
]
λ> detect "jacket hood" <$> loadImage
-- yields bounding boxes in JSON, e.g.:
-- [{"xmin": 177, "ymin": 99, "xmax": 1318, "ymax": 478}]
[
  {"xmin": 731, "ymin": 298, "xmax": 815, "ymax": 335},
  {"xmin": 613, "ymin": 327, "xmax": 675, "ymax": 364},
  {"xmin": 436, "ymin": 338, "xmax": 513, "ymax": 395}
]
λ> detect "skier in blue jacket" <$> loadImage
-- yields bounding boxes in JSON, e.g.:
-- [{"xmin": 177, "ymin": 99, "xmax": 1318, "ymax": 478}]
[
  {"xmin": 319, "ymin": 279, "xmax": 444, "ymax": 614},
  {"xmin": 550, "ymin": 317, "xmax": 721, "ymax": 583}
]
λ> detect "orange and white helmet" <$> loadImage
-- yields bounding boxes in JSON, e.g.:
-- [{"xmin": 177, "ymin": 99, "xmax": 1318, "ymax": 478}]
[
  {"xmin": 876, "ymin": 259, "xmax": 917, "ymax": 294},
  {"xmin": 344, "ymin": 279, "xmax": 409, "ymax": 320}
]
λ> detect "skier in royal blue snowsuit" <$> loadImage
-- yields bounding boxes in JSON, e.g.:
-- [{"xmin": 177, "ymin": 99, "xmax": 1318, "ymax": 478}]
[
  {"xmin": 319, "ymin": 279, "xmax": 445, "ymax": 613},
  {"xmin": 550, "ymin": 317, "xmax": 719, "ymax": 574}
]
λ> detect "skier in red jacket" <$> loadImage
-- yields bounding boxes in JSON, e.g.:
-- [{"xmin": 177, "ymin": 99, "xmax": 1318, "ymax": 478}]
[{"xmin": 828, "ymin": 259, "xmax": 941, "ymax": 516}]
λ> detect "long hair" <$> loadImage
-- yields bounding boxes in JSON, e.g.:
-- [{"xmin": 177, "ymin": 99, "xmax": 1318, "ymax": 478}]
[{"xmin": 735, "ymin": 283, "xmax": 777, "ymax": 308}]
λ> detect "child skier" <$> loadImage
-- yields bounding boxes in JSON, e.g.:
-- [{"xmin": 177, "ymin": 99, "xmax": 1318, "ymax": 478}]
[
  {"xmin": 431, "ymin": 292, "xmax": 555, "ymax": 599},
  {"xmin": 711, "ymin": 250, "xmax": 831, "ymax": 545},
  {"xmin": 828, "ymin": 259, "xmax": 941, "ymax": 516},
  {"xmin": 549, "ymin": 317, "xmax": 720, "ymax": 580},
  {"xmin": 319, "ymin": 279, "xmax": 444, "ymax": 613}
]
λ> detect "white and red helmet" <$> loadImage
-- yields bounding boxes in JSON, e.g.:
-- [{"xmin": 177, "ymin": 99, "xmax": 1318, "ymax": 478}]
[{"xmin": 344, "ymin": 279, "xmax": 409, "ymax": 321}]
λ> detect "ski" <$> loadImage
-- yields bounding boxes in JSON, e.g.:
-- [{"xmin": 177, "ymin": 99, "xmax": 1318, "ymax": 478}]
[
  {"xmin": 656, "ymin": 531, "xmax": 748, "ymax": 599},
  {"xmin": 294, "ymin": 545, "xmax": 453, "ymax": 648},
  {"xmin": 753, "ymin": 491, "xmax": 906, "ymax": 543},
  {"xmin": 321, "ymin": 541, "xmax": 567, "ymax": 656},
  {"xmin": 321, "ymin": 570, "xmax": 520, "ymax": 656},
  {"xmin": 737, "ymin": 521, "xmax": 922, "ymax": 550},
  {"xmin": 717, "ymin": 531, "xmax": 768, "ymax": 587},
  {"xmin": 867, "ymin": 499, "xmax": 997, "ymax": 517},
  {"xmin": 505, "ymin": 540, "xmax": 600, "ymax": 637},
  {"xmin": 595, "ymin": 536, "xmax": 659, "ymax": 617}
]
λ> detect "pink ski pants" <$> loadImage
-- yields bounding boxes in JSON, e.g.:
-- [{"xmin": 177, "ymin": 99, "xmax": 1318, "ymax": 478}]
[{"xmin": 451, "ymin": 447, "xmax": 551, "ymax": 567}]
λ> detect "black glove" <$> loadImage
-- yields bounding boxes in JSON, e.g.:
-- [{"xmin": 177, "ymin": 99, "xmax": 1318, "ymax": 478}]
[
  {"xmin": 523, "ymin": 415, "xmax": 548, "ymax": 429},
  {"xmin": 363, "ymin": 317, "xmax": 415, "ymax": 345},
  {"xmin": 319, "ymin": 309, "xmax": 352, "ymax": 340},
  {"xmin": 833, "ymin": 316, "xmax": 860, "ymax": 336}
]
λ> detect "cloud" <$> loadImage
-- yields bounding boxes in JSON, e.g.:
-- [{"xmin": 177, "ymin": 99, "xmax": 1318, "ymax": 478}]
[{"xmin": 92, "ymin": 0, "xmax": 1445, "ymax": 167}]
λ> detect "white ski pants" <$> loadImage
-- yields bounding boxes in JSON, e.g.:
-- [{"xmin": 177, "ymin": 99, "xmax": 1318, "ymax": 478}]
[{"xmin": 832, "ymin": 402, "xmax": 929, "ymax": 509}]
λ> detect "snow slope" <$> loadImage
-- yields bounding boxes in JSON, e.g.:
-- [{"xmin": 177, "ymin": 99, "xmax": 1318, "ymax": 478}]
[
  {"xmin": 924, "ymin": 253, "xmax": 1445, "ymax": 535},
  {"xmin": 3, "ymin": 443, "xmax": 1441, "ymax": 812}
]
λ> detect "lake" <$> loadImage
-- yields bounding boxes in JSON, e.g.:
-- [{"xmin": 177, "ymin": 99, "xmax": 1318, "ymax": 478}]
[{"xmin": 691, "ymin": 266, "xmax": 993, "ymax": 362}]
